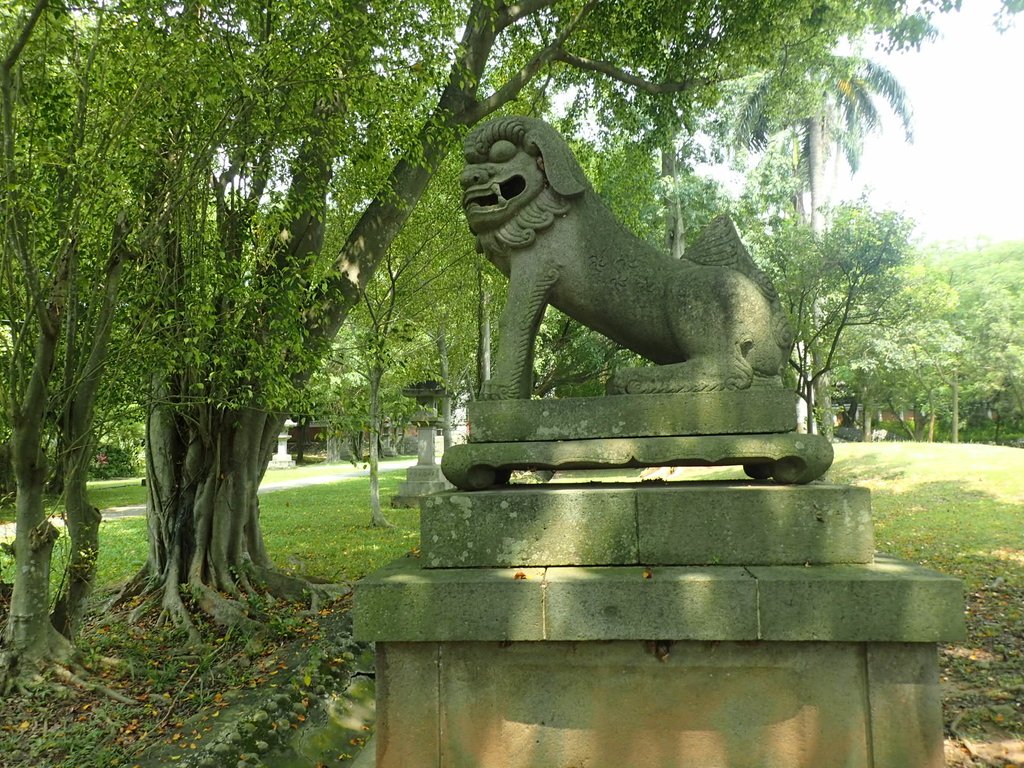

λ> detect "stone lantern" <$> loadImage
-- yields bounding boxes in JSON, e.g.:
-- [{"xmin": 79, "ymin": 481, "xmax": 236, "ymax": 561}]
[
  {"xmin": 391, "ymin": 382, "xmax": 452, "ymax": 508},
  {"xmin": 268, "ymin": 418, "xmax": 296, "ymax": 469}
]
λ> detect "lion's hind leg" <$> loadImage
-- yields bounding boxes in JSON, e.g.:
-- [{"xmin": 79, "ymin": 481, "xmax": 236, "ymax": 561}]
[{"xmin": 605, "ymin": 348, "xmax": 754, "ymax": 395}]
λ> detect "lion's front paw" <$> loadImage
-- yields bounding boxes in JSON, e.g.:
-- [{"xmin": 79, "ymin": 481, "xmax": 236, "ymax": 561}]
[{"xmin": 480, "ymin": 379, "xmax": 516, "ymax": 400}]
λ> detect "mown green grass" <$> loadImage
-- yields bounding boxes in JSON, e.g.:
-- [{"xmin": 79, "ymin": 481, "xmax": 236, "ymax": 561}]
[
  {"xmin": 254, "ymin": 473, "xmax": 419, "ymax": 584},
  {"xmin": 0, "ymin": 458, "xmax": 414, "ymax": 524},
  {"xmin": 829, "ymin": 442, "xmax": 1024, "ymax": 581}
]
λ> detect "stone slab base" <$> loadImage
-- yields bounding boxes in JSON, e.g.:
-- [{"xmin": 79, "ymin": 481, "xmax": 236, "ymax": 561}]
[
  {"xmin": 421, "ymin": 483, "xmax": 873, "ymax": 567},
  {"xmin": 355, "ymin": 555, "xmax": 964, "ymax": 643},
  {"xmin": 467, "ymin": 390, "xmax": 799, "ymax": 442},
  {"xmin": 441, "ymin": 432, "xmax": 834, "ymax": 489},
  {"xmin": 366, "ymin": 639, "xmax": 945, "ymax": 768}
]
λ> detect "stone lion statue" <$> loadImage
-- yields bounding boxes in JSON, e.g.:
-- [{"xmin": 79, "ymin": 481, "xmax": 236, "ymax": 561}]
[{"xmin": 460, "ymin": 115, "xmax": 793, "ymax": 400}]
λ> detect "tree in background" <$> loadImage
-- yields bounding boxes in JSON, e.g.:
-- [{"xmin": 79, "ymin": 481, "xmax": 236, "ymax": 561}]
[
  {"xmin": 734, "ymin": 54, "xmax": 913, "ymax": 233},
  {"xmin": 750, "ymin": 204, "xmax": 916, "ymax": 433},
  {"xmin": 929, "ymin": 242, "xmax": 1024, "ymax": 441},
  {"xmin": 0, "ymin": 0, "xmax": 169, "ymax": 689}
]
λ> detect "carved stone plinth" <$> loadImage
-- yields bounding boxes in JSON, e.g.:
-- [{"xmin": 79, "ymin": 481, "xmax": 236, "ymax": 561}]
[
  {"xmin": 445, "ymin": 392, "xmax": 832, "ymax": 489},
  {"xmin": 355, "ymin": 480, "xmax": 964, "ymax": 768}
]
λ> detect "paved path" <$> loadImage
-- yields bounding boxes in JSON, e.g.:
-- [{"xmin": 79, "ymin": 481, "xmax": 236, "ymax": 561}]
[{"xmin": 0, "ymin": 459, "xmax": 417, "ymax": 539}]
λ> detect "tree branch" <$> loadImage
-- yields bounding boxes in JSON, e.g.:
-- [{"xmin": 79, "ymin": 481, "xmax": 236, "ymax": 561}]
[
  {"xmin": 1, "ymin": 0, "xmax": 49, "ymax": 73},
  {"xmin": 554, "ymin": 50, "xmax": 706, "ymax": 95},
  {"xmin": 461, "ymin": 0, "xmax": 598, "ymax": 125},
  {"xmin": 499, "ymin": 0, "xmax": 560, "ymax": 27}
]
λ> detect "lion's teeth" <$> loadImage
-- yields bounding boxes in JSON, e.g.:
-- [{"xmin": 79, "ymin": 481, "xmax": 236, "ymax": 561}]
[{"xmin": 492, "ymin": 182, "xmax": 505, "ymax": 204}]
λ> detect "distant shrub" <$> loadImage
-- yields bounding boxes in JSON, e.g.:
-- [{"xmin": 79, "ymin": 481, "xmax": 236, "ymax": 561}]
[{"xmin": 89, "ymin": 444, "xmax": 140, "ymax": 480}]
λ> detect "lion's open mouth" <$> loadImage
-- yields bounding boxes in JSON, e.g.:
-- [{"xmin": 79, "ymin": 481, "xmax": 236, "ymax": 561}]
[{"xmin": 465, "ymin": 175, "xmax": 527, "ymax": 209}]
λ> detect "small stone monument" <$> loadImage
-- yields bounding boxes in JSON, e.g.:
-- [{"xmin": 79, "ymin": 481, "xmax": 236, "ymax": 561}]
[
  {"xmin": 353, "ymin": 117, "xmax": 963, "ymax": 767},
  {"xmin": 268, "ymin": 418, "xmax": 296, "ymax": 469},
  {"xmin": 391, "ymin": 382, "xmax": 452, "ymax": 508}
]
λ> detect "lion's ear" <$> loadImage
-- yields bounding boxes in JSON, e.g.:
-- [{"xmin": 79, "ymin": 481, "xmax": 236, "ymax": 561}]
[{"xmin": 525, "ymin": 127, "xmax": 588, "ymax": 198}]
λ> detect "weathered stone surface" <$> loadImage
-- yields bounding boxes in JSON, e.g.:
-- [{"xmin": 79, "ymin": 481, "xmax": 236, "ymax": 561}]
[
  {"xmin": 751, "ymin": 555, "xmax": 966, "ymax": 642},
  {"xmin": 354, "ymin": 556, "xmax": 964, "ymax": 643},
  {"xmin": 866, "ymin": 643, "xmax": 946, "ymax": 768},
  {"xmin": 467, "ymin": 390, "xmax": 798, "ymax": 442},
  {"xmin": 354, "ymin": 557, "xmax": 544, "ymax": 642},
  {"xmin": 368, "ymin": 639, "xmax": 947, "ymax": 768},
  {"xmin": 442, "ymin": 432, "xmax": 834, "ymax": 489},
  {"xmin": 421, "ymin": 483, "xmax": 872, "ymax": 567},
  {"xmin": 350, "ymin": 736, "xmax": 376, "ymax": 768},
  {"xmin": 461, "ymin": 116, "xmax": 793, "ymax": 400},
  {"xmin": 372, "ymin": 645, "xmax": 437, "ymax": 768},
  {"xmin": 420, "ymin": 486, "xmax": 638, "ymax": 568},
  {"xmin": 636, "ymin": 483, "xmax": 873, "ymax": 565},
  {"xmin": 544, "ymin": 566, "xmax": 758, "ymax": 640}
]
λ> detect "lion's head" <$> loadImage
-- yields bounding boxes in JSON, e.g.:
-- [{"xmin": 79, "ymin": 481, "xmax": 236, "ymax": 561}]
[{"xmin": 460, "ymin": 116, "xmax": 589, "ymax": 252}]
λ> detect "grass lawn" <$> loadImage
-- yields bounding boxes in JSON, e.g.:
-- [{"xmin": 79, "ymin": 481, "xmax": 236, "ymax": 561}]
[
  {"xmin": 11, "ymin": 470, "xmax": 417, "ymax": 592},
  {"xmin": 829, "ymin": 442, "xmax": 1024, "ymax": 759},
  {"xmin": 0, "ymin": 444, "xmax": 1021, "ymax": 767},
  {"xmin": 0, "ymin": 457, "xmax": 415, "ymax": 524}
]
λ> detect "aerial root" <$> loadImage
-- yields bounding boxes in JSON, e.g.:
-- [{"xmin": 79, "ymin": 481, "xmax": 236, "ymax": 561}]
[
  {"xmin": 51, "ymin": 663, "xmax": 137, "ymax": 706},
  {"xmin": 191, "ymin": 580, "xmax": 257, "ymax": 630}
]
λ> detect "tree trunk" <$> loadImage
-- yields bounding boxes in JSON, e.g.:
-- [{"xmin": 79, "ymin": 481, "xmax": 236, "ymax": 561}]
[
  {"xmin": 366, "ymin": 365, "xmax": 392, "ymax": 528},
  {"xmin": 3, "ymin": 320, "xmax": 74, "ymax": 681},
  {"xmin": 142, "ymin": 391, "xmax": 288, "ymax": 631},
  {"xmin": 0, "ymin": 440, "xmax": 12, "ymax": 498},
  {"xmin": 52, "ymin": 219, "xmax": 128, "ymax": 638},
  {"xmin": 661, "ymin": 144, "xmax": 684, "ymax": 259},
  {"xmin": 812, "ymin": 362, "xmax": 833, "ymax": 439},
  {"xmin": 862, "ymin": 396, "xmax": 874, "ymax": 442},
  {"xmin": 804, "ymin": 114, "xmax": 828, "ymax": 235},
  {"xmin": 436, "ymin": 323, "xmax": 453, "ymax": 451},
  {"xmin": 951, "ymin": 373, "xmax": 959, "ymax": 444},
  {"xmin": 477, "ymin": 278, "xmax": 492, "ymax": 397},
  {"xmin": 50, "ymin": 457, "xmax": 100, "ymax": 639}
]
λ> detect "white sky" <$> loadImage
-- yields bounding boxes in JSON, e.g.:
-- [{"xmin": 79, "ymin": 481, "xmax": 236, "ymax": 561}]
[{"xmin": 834, "ymin": 1, "xmax": 1024, "ymax": 245}]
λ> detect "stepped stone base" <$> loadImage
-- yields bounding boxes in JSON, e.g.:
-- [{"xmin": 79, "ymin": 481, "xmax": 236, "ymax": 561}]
[
  {"xmin": 356, "ymin": 556, "xmax": 963, "ymax": 644},
  {"xmin": 421, "ymin": 483, "xmax": 872, "ymax": 567},
  {"xmin": 354, "ymin": 421, "xmax": 963, "ymax": 768},
  {"xmin": 368, "ymin": 639, "xmax": 945, "ymax": 768},
  {"xmin": 355, "ymin": 556, "xmax": 962, "ymax": 768}
]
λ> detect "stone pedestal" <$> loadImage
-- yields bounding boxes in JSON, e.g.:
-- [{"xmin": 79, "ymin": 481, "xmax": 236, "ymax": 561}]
[{"xmin": 353, "ymin": 394, "xmax": 964, "ymax": 767}]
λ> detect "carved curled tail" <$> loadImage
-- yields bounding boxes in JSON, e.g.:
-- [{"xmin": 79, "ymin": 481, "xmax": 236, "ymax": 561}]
[{"xmin": 772, "ymin": 309, "xmax": 795, "ymax": 356}]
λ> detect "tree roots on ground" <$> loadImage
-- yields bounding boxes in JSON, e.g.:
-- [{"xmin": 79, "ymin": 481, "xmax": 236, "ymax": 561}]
[{"xmin": 110, "ymin": 562, "xmax": 348, "ymax": 648}]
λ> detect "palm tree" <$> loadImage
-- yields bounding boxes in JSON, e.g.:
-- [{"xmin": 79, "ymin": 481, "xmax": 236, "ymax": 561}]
[{"xmin": 736, "ymin": 54, "xmax": 913, "ymax": 233}]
